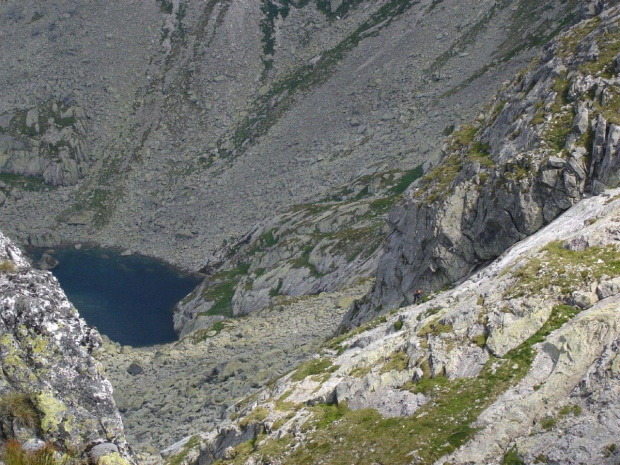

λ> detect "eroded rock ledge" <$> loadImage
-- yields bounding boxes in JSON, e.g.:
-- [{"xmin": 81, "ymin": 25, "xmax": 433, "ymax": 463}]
[{"xmin": 0, "ymin": 231, "xmax": 134, "ymax": 464}]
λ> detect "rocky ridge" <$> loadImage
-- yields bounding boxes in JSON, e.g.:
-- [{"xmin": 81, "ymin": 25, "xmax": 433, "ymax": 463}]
[
  {"xmin": 0, "ymin": 231, "xmax": 134, "ymax": 464},
  {"xmin": 347, "ymin": 0, "xmax": 620, "ymax": 327},
  {"xmin": 163, "ymin": 185, "xmax": 620, "ymax": 465}
]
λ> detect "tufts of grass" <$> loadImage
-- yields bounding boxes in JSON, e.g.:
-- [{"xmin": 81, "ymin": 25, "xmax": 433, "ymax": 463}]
[
  {"xmin": 239, "ymin": 407, "xmax": 269, "ymax": 428},
  {"xmin": 380, "ymin": 351, "xmax": 409, "ymax": 374},
  {"xmin": 164, "ymin": 435, "xmax": 201, "ymax": 465},
  {"xmin": 291, "ymin": 358, "xmax": 338, "ymax": 382},
  {"xmin": 389, "ymin": 165, "xmax": 424, "ymax": 195},
  {"xmin": 0, "ymin": 260, "xmax": 16, "ymax": 274},
  {"xmin": 502, "ymin": 446, "xmax": 525, "ymax": 465},
  {"xmin": 0, "ymin": 392, "xmax": 39, "ymax": 429},
  {"xmin": 225, "ymin": 304, "xmax": 581, "ymax": 464}
]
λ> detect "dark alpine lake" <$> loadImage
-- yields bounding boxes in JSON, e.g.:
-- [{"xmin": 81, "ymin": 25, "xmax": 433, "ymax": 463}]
[{"xmin": 29, "ymin": 246, "xmax": 203, "ymax": 347}]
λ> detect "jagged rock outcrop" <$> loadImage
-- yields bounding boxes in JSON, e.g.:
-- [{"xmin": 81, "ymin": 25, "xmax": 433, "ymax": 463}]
[
  {"xmin": 347, "ymin": 2, "xmax": 620, "ymax": 328},
  {"xmin": 0, "ymin": 232, "xmax": 135, "ymax": 464},
  {"xmin": 163, "ymin": 187, "xmax": 620, "ymax": 465}
]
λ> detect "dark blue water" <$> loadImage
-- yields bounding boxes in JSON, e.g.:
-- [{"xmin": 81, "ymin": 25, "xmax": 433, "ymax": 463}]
[{"xmin": 29, "ymin": 247, "xmax": 203, "ymax": 347}]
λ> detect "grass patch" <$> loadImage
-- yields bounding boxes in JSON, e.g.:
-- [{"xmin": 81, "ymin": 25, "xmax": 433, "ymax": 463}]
[
  {"xmin": 417, "ymin": 319, "xmax": 453, "ymax": 338},
  {"xmin": 502, "ymin": 447, "xmax": 525, "ymax": 465},
  {"xmin": 239, "ymin": 407, "xmax": 269, "ymax": 428},
  {"xmin": 389, "ymin": 165, "xmax": 423, "ymax": 195},
  {"xmin": 164, "ymin": 435, "xmax": 201, "ymax": 465},
  {"xmin": 0, "ymin": 260, "xmax": 16, "ymax": 274},
  {"xmin": 291, "ymin": 358, "xmax": 338, "ymax": 382},
  {"xmin": 0, "ymin": 393, "xmax": 39, "ymax": 429},
  {"xmin": 0, "ymin": 174, "xmax": 51, "ymax": 193},
  {"xmin": 191, "ymin": 320, "xmax": 227, "ymax": 343},
  {"xmin": 199, "ymin": 262, "xmax": 251, "ymax": 317},
  {"xmin": 322, "ymin": 315, "xmax": 387, "ymax": 355},
  {"xmin": 1, "ymin": 440, "xmax": 77, "ymax": 465},
  {"xmin": 507, "ymin": 241, "xmax": 620, "ymax": 298},
  {"xmin": 380, "ymin": 351, "xmax": 409, "ymax": 374}
]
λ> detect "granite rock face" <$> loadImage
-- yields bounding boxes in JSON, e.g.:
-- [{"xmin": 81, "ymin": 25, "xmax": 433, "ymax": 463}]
[
  {"xmin": 348, "ymin": 2, "xmax": 620, "ymax": 328},
  {"xmin": 0, "ymin": 231, "xmax": 134, "ymax": 464},
  {"xmin": 164, "ymin": 188, "xmax": 620, "ymax": 465}
]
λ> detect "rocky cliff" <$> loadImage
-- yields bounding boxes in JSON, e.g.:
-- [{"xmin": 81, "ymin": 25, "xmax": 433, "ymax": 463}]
[
  {"xmin": 163, "ymin": 182, "xmax": 620, "ymax": 465},
  {"xmin": 0, "ymin": 232, "xmax": 134, "ymax": 464},
  {"xmin": 346, "ymin": 0, "xmax": 620, "ymax": 327}
]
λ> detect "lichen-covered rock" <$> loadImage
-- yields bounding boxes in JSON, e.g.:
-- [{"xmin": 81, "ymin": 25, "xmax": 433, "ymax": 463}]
[{"xmin": 0, "ymin": 231, "xmax": 135, "ymax": 462}]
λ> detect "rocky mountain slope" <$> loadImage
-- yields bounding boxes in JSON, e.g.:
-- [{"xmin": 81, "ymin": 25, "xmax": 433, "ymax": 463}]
[
  {"xmin": 347, "ymin": 0, "xmax": 620, "ymax": 327},
  {"xmin": 2, "ymin": 0, "xmax": 619, "ymax": 464},
  {"xmin": 163, "ymin": 182, "xmax": 620, "ymax": 465},
  {"xmin": 152, "ymin": 4, "xmax": 620, "ymax": 464},
  {"xmin": 0, "ymin": 0, "xmax": 582, "ymax": 291},
  {"xmin": 0, "ymin": 232, "xmax": 134, "ymax": 464}
]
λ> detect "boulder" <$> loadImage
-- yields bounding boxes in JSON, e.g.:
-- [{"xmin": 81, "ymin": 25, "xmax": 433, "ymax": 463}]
[{"xmin": 39, "ymin": 253, "xmax": 59, "ymax": 270}]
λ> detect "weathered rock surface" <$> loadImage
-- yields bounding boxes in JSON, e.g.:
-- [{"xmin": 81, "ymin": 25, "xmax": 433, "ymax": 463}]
[
  {"xmin": 0, "ymin": 0, "xmax": 581, "ymax": 275},
  {"xmin": 0, "ymin": 231, "xmax": 134, "ymax": 463},
  {"xmin": 349, "ymin": 2, "xmax": 620, "ymax": 328},
  {"xmin": 164, "ymin": 187, "xmax": 620, "ymax": 465}
]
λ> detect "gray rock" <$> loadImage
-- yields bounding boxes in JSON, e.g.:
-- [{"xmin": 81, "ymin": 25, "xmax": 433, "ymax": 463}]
[
  {"xmin": 90, "ymin": 443, "xmax": 120, "ymax": 462},
  {"xmin": 596, "ymin": 277, "xmax": 620, "ymax": 299},
  {"xmin": 39, "ymin": 253, "xmax": 59, "ymax": 270},
  {"xmin": 126, "ymin": 362, "xmax": 144, "ymax": 376}
]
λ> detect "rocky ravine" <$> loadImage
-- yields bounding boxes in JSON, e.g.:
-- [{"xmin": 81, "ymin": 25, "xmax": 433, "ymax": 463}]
[
  {"xmin": 163, "ymin": 186, "xmax": 620, "ymax": 465},
  {"xmin": 348, "ymin": 0, "xmax": 620, "ymax": 327},
  {"xmin": 99, "ymin": 281, "xmax": 368, "ymax": 460},
  {"xmin": 0, "ymin": 231, "xmax": 134, "ymax": 464}
]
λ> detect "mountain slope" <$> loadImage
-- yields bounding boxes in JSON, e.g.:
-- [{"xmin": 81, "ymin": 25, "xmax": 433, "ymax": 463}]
[
  {"xmin": 346, "ymin": 0, "xmax": 620, "ymax": 327},
  {"xmin": 164, "ymin": 182, "xmax": 620, "ymax": 465},
  {"xmin": 0, "ymin": 0, "xmax": 582, "ymax": 272}
]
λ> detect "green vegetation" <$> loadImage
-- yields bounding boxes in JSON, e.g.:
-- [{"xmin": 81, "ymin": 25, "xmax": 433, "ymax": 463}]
[
  {"xmin": 468, "ymin": 141, "xmax": 493, "ymax": 167},
  {"xmin": 415, "ymin": 154, "xmax": 463, "ymax": 204},
  {"xmin": 222, "ymin": 0, "xmax": 419, "ymax": 158},
  {"xmin": 579, "ymin": 25, "xmax": 620, "ymax": 77},
  {"xmin": 507, "ymin": 241, "xmax": 620, "ymax": 298},
  {"xmin": 557, "ymin": 16, "xmax": 601, "ymax": 58},
  {"xmin": 164, "ymin": 435, "xmax": 201, "ymax": 465},
  {"xmin": 191, "ymin": 320, "xmax": 228, "ymax": 343},
  {"xmin": 380, "ymin": 351, "xmax": 409, "ymax": 373},
  {"xmin": 0, "ymin": 260, "xmax": 16, "ymax": 274},
  {"xmin": 239, "ymin": 407, "xmax": 269, "ymax": 428},
  {"xmin": 199, "ymin": 263, "xmax": 251, "ymax": 318},
  {"xmin": 0, "ymin": 392, "xmax": 39, "ymax": 429},
  {"xmin": 539, "ymin": 416, "xmax": 557, "ymax": 431},
  {"xmin": 417, "ymin": 318, "xmax": 453, "ymax": 338},
  {"xmin": 291, "ymin": 358, "xmax": 338, "ymax": 382},
  {"xmin": 559, "ymin": 403, "xmax": 582, "ymax": 418},
  {"xmin": 350, "ymin": 364, "xmax": 372, "ymax": 378},
  {"xmin": 1, "ymin": 440, "xmax": 75, "ymax": 465},
  {"xmin": 222, "ymin": 303, "xmax": 581, "ymax": 464},
  {"xmin": 322, "ymin": 315, "xmax": 387, "ymax": 355},
  {"xmin": 0, "ymin": 173, "xmax": 52, "ymax": 193},
  {"xmin": 605, "ymin": 443, "xmax": 618, "ymax": 458},
  {"xmin": 393, "ymin": 320, "xmax": 403, "ymax": 331},
  {"xmin": 389, "ymin": 165, "xmax": 423, "ymax": 195},
  {"xmin": 502, "ymin": 447, "xmax": 525, "ymax": 465}
]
